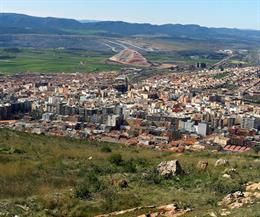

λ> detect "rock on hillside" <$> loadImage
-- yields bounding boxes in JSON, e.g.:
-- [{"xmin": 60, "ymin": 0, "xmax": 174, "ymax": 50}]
[
  {"xmin": 109, "ymin": 48, "xmax": 150, "ymax": 67},
  {"xmin": 215, "ymin": 158, "xmax": 229, "ymax": 167},
  {"xmin": 157, "ymin": 160, "xmax": 183, "ymax": 178},
  {"xmin": 95, "ymin": 203, "xmax": 191, "ymax": 217},
  {"xmin": 218, "ymin": 182, "xmax": 260, "ymax": 209}
]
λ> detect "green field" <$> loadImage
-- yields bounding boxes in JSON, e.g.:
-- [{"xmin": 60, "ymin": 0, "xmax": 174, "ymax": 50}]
[
  {"xmin": 146, "ymin": 53, "xmax": 220, "ymax": 65},
  {"xmin": 0, "ymin": 129, "xmax": 259, "ymax": 216},
  {"xmin": 0, "ymin": 47, "xmax": 256, "ymax": 75},
  {"xmin": 0, "ymin": 48, "xmax": 122, "ymax": 74}
]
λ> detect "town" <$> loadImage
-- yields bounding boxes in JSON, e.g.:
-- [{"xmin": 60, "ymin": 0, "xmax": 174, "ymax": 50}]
[
  {"xmin": 0, "ymin": 66, "xmax": 259, "ymax": 153},
  {"xmin": 1, "ymin": 3, "xmax": 260, "ymax": 216}
]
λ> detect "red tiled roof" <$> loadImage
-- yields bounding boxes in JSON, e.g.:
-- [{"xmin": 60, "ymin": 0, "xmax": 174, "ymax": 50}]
[{"xmin": 223, "ymin": 145, "xmax": 251, "ymax": 152}]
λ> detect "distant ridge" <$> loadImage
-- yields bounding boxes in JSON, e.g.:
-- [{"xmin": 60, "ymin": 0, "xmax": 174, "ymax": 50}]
[
  {"xmin": 0, "ymin": 13, "xmax": 260, "ymax": 42},
  {"xmin": 79, "ymin": 20, "xmax": 101, "ymax": 23}
]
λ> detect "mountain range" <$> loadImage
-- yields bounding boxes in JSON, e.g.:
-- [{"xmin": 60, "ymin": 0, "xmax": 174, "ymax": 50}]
[{"xmin": 1, "ymin": 13, "xmax": 260, "ymax": 42}]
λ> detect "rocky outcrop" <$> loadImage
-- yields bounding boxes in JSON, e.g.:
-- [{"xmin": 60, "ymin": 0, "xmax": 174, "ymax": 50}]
[
  {"xmin": 95, "ymin": 206, "xmax": 155, "ymax": 217},
  {"xmin": 219, "ymin": 182, "xmax": 260, "ymax": 209},
  {"xmin": 246, "ymin": 182, "xmax": 260, "ymax": 192},
  {"xmin": 157, "ymin": 160, "xmax": 183, "ymax": 178},
  {"xmin": 138, "ymin": 203, "xmax": 191, "ymax": 217},
  {"xmin": 95, "ymin": 203, "xmax": 191, "ymax": 217}
]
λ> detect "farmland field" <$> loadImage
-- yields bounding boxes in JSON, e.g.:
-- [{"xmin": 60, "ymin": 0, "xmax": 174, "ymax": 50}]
[{"xmin": 0, "ymin": 48, "xmax": 122, "ymax": 74}]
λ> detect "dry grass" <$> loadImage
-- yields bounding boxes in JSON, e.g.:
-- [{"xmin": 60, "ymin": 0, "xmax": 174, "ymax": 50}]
[{"xmin": 0, "ymin": 128, "xmax": 259, "ymax": 216}]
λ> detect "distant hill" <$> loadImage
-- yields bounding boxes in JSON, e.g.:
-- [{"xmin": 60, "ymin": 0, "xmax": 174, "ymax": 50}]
[
  {"xmin": 109, "ymin": 48, "xmax": 150, "ymax": 66},
  {"xmin": 1, "ymin": 13, "xmax": 260, "ymax": 43},
  {"xmin": 79, "ymin": 19, "xmax": 101, "ymax": 23},
  {"xmin": 0, "ymin": 13, "xmax": 82, "ymax": 34}
]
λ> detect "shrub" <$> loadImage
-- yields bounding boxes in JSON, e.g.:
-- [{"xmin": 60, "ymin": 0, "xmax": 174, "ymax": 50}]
[
  {"xmin": 100, "ymin": 145, "xmax": 112, "ymax": 153},
  {"xmin": 122, "ymin": 159, "xmax": 137, "ymax": 173},
  {"xmin": 143, "ymin": 169, "xmax": 163, "ymax": 185},
  {"xmin": 74, "ymin": 172, "xmax": 105, "ymax": 199},
  {"xmin": 84, "ymin": 172, "xmax": 105, "ymax": 193},
  {"xmin": 212, "ymin": 178, "xmax": 244, "ymax": 194},
  {"xmin": 74, "ymin": 184, "xmax": 91, "ymax": 200},
  {"xmin": 108, "ymin": 153, "xmax": 123, "ymax": 166},
  {"xmin": 135, "ymin": 158, "xmax": 148, "ymax": 167}
]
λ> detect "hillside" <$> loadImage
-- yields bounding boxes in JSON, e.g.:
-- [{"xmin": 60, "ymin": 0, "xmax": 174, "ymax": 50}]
[
  {"xmin": 0, "ymin": 13, "xmax": 82, "ymax": 34},
  {"xmin": 0, "ymin": 128, "xmax": 259, "ymax": 216}
]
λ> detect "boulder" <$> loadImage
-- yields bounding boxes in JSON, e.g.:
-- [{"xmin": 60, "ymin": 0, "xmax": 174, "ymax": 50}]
[
  {"xmin": 215, "ymin": 159, "xmax": 229, "ymax": 167},
  {"xmin": 157, "ymin": 160, "xmax": 183, "ymax": 177},
  {"xmin": 196, "ymin": 161, "xmax": 208, "ymax": 171}
]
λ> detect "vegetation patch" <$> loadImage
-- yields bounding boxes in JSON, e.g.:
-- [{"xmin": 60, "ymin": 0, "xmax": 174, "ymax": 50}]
[
  {"xmin": 211, "ymin": 71, "xmax": 229, "ymax": 79},
  {"xmin": 0, "ymin": 128, "xmax": 259, "ymax": 216}
]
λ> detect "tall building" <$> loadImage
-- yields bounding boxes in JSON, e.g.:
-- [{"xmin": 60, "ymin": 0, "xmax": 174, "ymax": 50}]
[
  {"xmin": 241, "ymin": 116, "xmax": 260, "ymax": 130},
  {"xmin": 197, "ymin": 122, "xmax": 208, "ymax": 136}
]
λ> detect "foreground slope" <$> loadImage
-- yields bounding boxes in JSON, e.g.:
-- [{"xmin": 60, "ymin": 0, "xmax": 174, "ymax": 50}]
[{"xmin": 0, "ymin": 128, "xmax": 259, "ymax": 216}]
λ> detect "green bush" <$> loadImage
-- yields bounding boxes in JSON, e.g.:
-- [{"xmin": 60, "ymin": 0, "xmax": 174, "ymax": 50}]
[
  {"xmin": 100, "ymin": 145, "xmax": 112, "ymax": 153},
  {"xmin": 85, "ymin": 172, "xmax": 105, "ymax": 193},
  {"xmin": 108, "ymin": 153, "xmax": 123, "ymax": 166},
  {"xmin": 143, "ymin": 169, "xmax": 163, "ymax": 185},
  {"xmin": 122, "ymin": 159, "xmax": 137, "ymax": 173},
  {"xmin": 74, "ymin": 185, "xmax": 91, "ymax": 200},
  {"xmin": 74, "ymin": 172, "xmax": 105, "ymax": 199}
]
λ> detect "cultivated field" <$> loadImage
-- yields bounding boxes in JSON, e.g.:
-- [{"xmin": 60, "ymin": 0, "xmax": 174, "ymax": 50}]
[{"xmin": 0, "ymin": 48, "xmax": 122, "ymax": 74}]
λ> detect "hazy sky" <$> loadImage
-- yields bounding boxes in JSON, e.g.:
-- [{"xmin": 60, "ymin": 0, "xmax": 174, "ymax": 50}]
[{"xmin": 0, "ymin": 0, "xmax": 259, "ymax": 29}]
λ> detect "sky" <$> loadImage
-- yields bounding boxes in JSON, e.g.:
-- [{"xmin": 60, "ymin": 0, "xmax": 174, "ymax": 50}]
[{"xmin": 0, "ymin": 0, "xmax": 259, "ymax": 30}]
